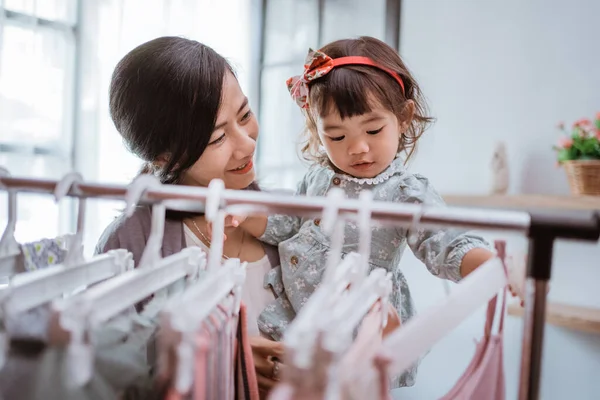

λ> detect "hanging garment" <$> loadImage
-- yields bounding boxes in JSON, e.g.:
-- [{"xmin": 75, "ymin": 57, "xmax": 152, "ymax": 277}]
[
  {"xmin": 233, "ymin": 303, "xmax": 260, "ymax": 400},
  {"xmin": 268, "ymin": 305, "xmax": 389, "ymax": 400},
  {"xmin": 183, "ymin": 224, "xmax": 276, "ymax": 338},
  {"xmin": 338, "ymin": 303, "xmax": 388, "ymax": 400},
  {"xmin": 370, "ymin": 294, "xmax": 506, "ymax": 400},
  {"xmin": 3, "ymin": 236, "xmax": 71, "ymax": 342},
  {"xmin": 438, "ymin": 291, "xmax": 506, "ymax": 400},
  {"xmin": 267, "ymin": 334, "xmax": 334, "ymax": 400},
  {"xmin": 162, "ymin": 302, "xmax": 259, "ymax": 400},
  {"xmin": 438, "ymin": 242, "xmax": 507, "ymax": 400},
  {"xmin": 375, "ymin": 248, "xmax": 508, "ymax": 400},
  {"xmin": 20, "ymin": 235, "xmax": 70, "ymax": 272},
  {"xmin": 0, "ymin": 311, "xmax": 158, "ymax": 400}
]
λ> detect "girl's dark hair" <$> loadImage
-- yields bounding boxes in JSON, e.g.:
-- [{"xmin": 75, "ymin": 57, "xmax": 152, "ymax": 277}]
[
  {"xmin": 109, "ymin": 36, "xmax": 233, "ymax": 184},
  {"xmin": 302, "ymin": 36, "xmax": 434, "ymax": 165}
]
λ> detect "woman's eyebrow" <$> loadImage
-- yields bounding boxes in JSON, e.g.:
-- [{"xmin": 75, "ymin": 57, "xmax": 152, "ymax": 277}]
[{"xmin": 214, "ymin": 97, "xmax": 249, "ymax": 130}]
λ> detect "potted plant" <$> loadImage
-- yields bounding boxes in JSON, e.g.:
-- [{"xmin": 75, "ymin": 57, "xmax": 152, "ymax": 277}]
[{"xmin": 554, "ymin": 112, "xmax": 600, "ymax": 195}]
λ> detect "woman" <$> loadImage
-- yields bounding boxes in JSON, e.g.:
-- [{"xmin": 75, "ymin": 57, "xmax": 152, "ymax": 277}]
[{"xmin": 95, "ymin": 36, "xmax": 283, "ymax": 395}]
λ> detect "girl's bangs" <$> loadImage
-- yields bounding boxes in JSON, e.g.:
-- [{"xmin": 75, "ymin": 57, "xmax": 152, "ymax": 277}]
[{"xmin": 308, "ymin": 67, "xmax": 400, "ymax": 119}]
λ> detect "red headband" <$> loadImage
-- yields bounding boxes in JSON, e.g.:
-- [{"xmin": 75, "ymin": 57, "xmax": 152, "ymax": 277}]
[{"xmin": 286, "ymin": 49, "xmax": 405, "ymax": 109}]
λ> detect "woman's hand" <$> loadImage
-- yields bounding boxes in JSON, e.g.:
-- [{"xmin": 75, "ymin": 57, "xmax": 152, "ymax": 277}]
[
  {"xmin": 382, "ymin": 304, "xmax": 401, "ymax": 337},
  {"xmin": 249, "ymin": 336, "xmax": 285, "ymax": 395}
]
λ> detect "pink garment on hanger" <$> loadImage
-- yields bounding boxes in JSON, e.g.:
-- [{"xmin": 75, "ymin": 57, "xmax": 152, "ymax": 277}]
[
  {"xmin": 235, "ymin": 303, "xmax": 261, "ymax": 400},
  {"xmin": 438, "ymin": 240, "xmax": 507, "ymax": 400},
  {"xmin": 438, "ymin": 293, "xmax": 506, "ymax": 400},
  {"xmin": 376, "ymin": 241, "xmax": 508, "ymax": 400},
  {"xmin": 193, "ymin": 328, "xmax": 211, "ymax": 400},
  {"xmin": 338, "ymin": 303, "xmax": 388, "ymax": 400},
  {"xmin": 269, "ymin": 305, "xmax": 388, "ymax": 400},
  {"xmin": 162, "ymin": 302, "xmax": 259, "ymax": 400},
  {"xmin": 268, "ymin": 334, "xmax": 334, "ymax": 400}
]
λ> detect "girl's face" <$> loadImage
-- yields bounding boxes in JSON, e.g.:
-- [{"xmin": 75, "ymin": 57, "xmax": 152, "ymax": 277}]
[
  {"xmin": 180, "ymin": 72, "xmax": 259, "ymax": 189},
  {"xmin": 314, "ymin": 104, "xmax": 405, "ymax": 178}
]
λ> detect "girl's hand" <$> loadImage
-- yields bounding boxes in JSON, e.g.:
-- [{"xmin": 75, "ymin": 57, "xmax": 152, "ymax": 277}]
[
  {"xmin": 205, "ymin": 214, "xmax": 247, "ymax": 241},
  {"xmin": 249, "ymin": 336, "xmax": 285, "ymax": 395},
  {"xmin": 506, "ymin": 252, "xmax": 527, "ymax": 307},
  {"xmin": 506, "ymin": 252, "xmax": 551, "ymax": 307}
]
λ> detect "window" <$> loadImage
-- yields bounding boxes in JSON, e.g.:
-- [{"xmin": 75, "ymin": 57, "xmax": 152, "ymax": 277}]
[
  {"xmin": 257, "ymin": 0, "xmax": 400, "ymax": 190},
  {"xmin": 1, "ymin": 0, "xmax": 254, "ymax": 254},
  {"xmin": 0, "ymin": 0, "xmax": 78, "ymax": 243},
  {"xmin": 76, "ymin": 0, "xmax": 254, "ymax": 253},
  {"xmin": 321, "ymin": 0, "xmax": 387, "ymax": 44}
]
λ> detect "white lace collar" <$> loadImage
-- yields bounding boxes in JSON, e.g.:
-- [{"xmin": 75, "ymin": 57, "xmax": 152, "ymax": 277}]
[{"xmin": 329, "ymin": 155, "xmax": 407, "ymax": 186}]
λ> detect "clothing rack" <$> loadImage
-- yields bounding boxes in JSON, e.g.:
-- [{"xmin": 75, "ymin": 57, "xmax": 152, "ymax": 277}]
[{"xmin": 1, "ymin": 175, "xmax": 599, "ymax": 400}]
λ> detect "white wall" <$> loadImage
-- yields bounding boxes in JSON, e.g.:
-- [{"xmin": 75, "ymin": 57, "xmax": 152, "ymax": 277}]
[{"xmin": 395, "ymin": 1, "xmax": 600, "ymax": 399}]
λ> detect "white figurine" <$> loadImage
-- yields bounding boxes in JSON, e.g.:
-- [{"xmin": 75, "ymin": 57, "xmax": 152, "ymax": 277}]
[{"xmin": 490, "ymin": 142, "xmax": 509, "ymax": 195}]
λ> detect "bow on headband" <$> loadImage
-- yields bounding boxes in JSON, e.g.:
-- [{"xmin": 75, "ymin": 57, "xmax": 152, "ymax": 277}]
[{"xmin": 286, "ymin": 49, "xmax": 406, "ymax": 109}]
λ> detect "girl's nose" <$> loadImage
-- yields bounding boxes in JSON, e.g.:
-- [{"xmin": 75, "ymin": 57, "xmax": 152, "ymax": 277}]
[{"xmin": 349, "ymin": 139, "xmax": 369, "ymax": 155}]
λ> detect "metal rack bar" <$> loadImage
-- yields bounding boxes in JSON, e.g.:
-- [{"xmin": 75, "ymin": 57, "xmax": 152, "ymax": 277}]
[
  {"xmin": 0, "ymin": 175, "xmax": 536, "ymax": 233},
  {"xmin": 1, "ymin": 175, "xmax": 599, "ymax": 400}
]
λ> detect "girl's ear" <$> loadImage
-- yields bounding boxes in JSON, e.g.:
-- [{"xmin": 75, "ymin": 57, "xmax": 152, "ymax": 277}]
[{"xmin": 399, "ymin": 100, "xmax": 416, "ymax": 132}]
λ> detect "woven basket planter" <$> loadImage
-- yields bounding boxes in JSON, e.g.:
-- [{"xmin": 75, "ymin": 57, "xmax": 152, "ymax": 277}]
[{"xmin": 563, "ymin": 160, "xmax": 600, "ymax": 196}]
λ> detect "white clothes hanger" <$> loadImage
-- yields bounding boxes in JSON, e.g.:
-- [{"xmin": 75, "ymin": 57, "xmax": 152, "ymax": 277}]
[
  {"xmin": 322, "ymin": 189, "xmax": 391, "ymax": 351},
  {"xmin": 324, "ymin": 268, "xmax": 392, "ymax": 352},
  {"xmin": 321, "ymin": 267, "xmax": 392, "ymax": 400},
  {"xmin": 53, "ymin": 174, "xmax": 206, "ymax": 386},
  {"xmin": 205, "ymin": 178, "xmax": 226, "ymax": 270},
  {"xmin": 57, "ymin": 173, "xmax": 86, "ymax": 267},
  {"xmin": 162, "ymin": 179, "xmax": 246, "ymax": 394},
  {"xmin": 0, "ymin": 173, "xmax": 134, "ymax": 317},
  {"xmin": 285, "ymin": 188, "xmax": 359, "ymax": 369},
  {"xmin": 319, "ymin": 190, "xmax": 381, "ymax": 335},
  {"xmin": 0, "ymin": 167, "xmax": 22, "ymax": 278},
  {"xmin": 380, "ymin": 256, "xmax": 507, "ymax": 378},
  {"xmin": 356, "ymin": 189, "xmax": 374, "ymax": 281},
  {"xmin": 380, "ymin": 203, "xmax": 527, "ymax": 377},
  {"xmin": 321, "ymin": 188, "xmax": 346, "ymax": 283}
]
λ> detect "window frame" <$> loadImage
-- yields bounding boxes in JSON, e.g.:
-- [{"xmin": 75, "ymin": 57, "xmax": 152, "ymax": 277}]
[
  {"xmin": 0, "ymin": 1, "xmax": 81, "ymax": 234},
  {"xmin": 255, "ymin": 0, "xmax": 402, "ymax": 189}
]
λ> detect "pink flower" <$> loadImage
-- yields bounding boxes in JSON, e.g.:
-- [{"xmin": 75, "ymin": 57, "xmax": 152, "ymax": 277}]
[
  {"xmin": 558, "ymin": 137, "xmax": 573, "ymax": 149},
  {"xmin": 574, "ymin": 118, "xmax": 592, "ymax": 127},
  {"xmin": 596, "ymin": 111, "xmax": 600, "ymax": 121},
  {"xmin": 596, "ymin": 129, "xmax": 600, "ymax": 140}
]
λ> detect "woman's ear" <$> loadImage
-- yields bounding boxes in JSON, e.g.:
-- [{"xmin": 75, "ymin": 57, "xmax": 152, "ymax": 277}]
[
  {"xmin": 398, "ymin": 100, "xmax": 415, "ymax": 132},
  {"xmin": 154, "ymin": 153, "xmax": 170, "ymax": 168}
]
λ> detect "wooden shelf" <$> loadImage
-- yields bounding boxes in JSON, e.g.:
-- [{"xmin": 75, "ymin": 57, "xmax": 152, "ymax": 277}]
[
  {"xmin": 443, "ymin": 194, "xmax": 600, "ymax": 211},
  {"xmin": 507, "ymin": 301, "xmax": 600, "ymax": 335}
]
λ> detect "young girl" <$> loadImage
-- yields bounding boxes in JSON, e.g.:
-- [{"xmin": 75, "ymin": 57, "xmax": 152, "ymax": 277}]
[{"xmin": 230, "ymin": 36, "xmax": 494, "ymax": 387}]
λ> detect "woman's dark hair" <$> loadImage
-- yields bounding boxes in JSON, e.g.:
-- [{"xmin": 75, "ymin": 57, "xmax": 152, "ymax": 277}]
[
  {"xmin": 302, "ymin": 36, "xmax": 434, "ymax": 165},
  {"xmin": 109, "ymin": 36, "xmax": 233, "ymax": 184}
]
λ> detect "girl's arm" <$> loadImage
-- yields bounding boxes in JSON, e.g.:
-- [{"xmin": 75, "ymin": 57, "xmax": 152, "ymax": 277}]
[
  {"xmin": 460, "ymin": 247, "xmax": 495, "ymax": 277},
  {"xmin": 236, "ymin": 215, "xmax": 268, "ymax": 238},
  {"xmin": 397, "ymin": 174, "xmax": 493, "ymax": 282},
  {"xmin": 240, "ymin": 172, "xmax": 312, "ymax": 245}
]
